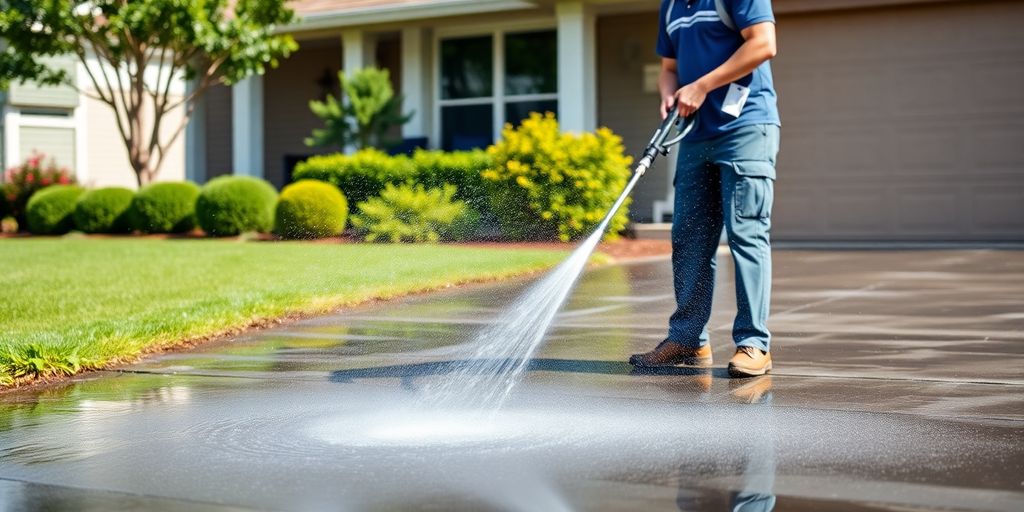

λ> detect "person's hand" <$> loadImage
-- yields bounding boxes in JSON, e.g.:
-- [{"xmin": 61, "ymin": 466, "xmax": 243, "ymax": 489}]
[
  {"xmin": 660, "ymin": 94, "xmax": 676, "ymax": 120},
  {"xmin": 673, "ymin": 81, "xmax": 709, "ymax": 118}
]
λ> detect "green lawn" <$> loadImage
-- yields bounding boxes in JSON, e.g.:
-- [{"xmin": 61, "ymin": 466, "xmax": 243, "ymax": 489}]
[{"xmin": 0, "ymin": 238, "xmax": 569, "ymax": 386}]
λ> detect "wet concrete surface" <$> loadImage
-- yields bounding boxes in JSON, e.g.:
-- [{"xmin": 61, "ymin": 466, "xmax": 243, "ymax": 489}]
[{"xmin": 1, "ymin": 249, "xmax": 1022, "ymax": 511}]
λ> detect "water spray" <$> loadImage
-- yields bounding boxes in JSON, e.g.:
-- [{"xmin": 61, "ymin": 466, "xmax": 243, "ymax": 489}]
[{"xmin": 424, "ymin": 109, "xmax": 696, "ymax": 410}]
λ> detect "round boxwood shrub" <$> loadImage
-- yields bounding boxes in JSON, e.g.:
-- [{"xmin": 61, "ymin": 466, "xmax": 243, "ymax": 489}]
[
  {"xmin": 25, "ymin": 185, "xmax": 85, "ymax": 235},
  {"xmin": 72, "ymin": 187, "xmax": 135, "ymax": 233},
  {"xmin": 195, "ymin": 176, "xmax": 277, "ymax": 236},
  {"xmin": 130, "ymin": 181, "xmax": 200, "ymax": 233},
  {"xmin": 274, "ymin": 180, "xmax": 348, "ymax": 239}
]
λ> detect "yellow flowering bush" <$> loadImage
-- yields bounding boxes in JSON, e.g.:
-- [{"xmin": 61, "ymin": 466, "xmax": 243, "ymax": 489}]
[{"xmin": 483, "ymin": 112, "xmax": 633, "ymax": 242}]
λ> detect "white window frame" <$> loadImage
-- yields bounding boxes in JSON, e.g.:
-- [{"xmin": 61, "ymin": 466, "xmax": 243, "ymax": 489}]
[{"xmin": 433, "ymin": 20, "xmax": 558, "ymax": 149}]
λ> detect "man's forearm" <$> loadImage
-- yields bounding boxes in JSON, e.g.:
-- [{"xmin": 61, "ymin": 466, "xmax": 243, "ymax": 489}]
[
  {"xmin": 695, "ymin": 31, "xmax": 776, "ymax": 94},
  {"xmin": 659, "ymin": 69, "xmax": 679, "ymax": 101}
]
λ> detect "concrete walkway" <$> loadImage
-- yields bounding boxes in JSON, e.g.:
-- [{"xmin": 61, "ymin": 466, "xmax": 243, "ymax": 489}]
[{"xmin": 1, "ymin": 250, "xmax": 1022, "ymax": 511}]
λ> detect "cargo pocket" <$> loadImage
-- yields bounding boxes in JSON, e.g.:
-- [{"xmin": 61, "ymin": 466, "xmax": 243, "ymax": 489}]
[{"xmin": 730, "ymin": 161, "xmax": 775, "ymax": 220}]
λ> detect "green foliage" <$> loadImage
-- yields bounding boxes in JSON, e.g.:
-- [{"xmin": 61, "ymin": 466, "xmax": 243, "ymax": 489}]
[
  {"xmin": 411, "ymin": 149, "xmax": 493, "ymax": 212},
  {"xmin": 444, "ymin": 206, "xmax": 482, "ymax": 242},
  {"xmin": 195, "ymin": 176, "xmax": 278, "ymax": 236},
  {"xmin": 293, "ymin": 148, "xmax": 491, "ymax": 212},
  {"xmin": 293, "ymin": 149, "xmax": 413, "ymax": 206},
  {"xmin": 306, "ymin": 67, "xmax": 412, "ymax": 150},
  {"xmin": 483, "ymin": 112, "xmax": 633, "ymax": 242},
  {"xmin": 2, "ymin": 152, "xmax": 76, "ymax": 228},
  {"xmin": 0, "ymin": 343, "xmax": 94, "ymax": 385},
  {"xmin": 129, "ymin": 181, "xmax": 201, "ymax": 233},
  {"xmin": 274, "ymin": 180, "xmax": 349, "ymax": 239},
  {"xmin": 72, "ymin": 187, "xmax": 135, "ymax": 234},
  {"xmin": 352, "ymin": 183, "xmax": 469, "ymax": 243},
  {"xmin": 25, "ymin": 185, "xmax": 85, "ymax": 235},
  {"xmin": 0, "ymin": 0, "xmax": 297, "ymax": 184}
]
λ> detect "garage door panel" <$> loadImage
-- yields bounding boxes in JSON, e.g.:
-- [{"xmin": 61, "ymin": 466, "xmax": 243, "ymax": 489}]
[
  {"xmin": 775, "ymin": 127, "xmax": 821, "ymax": 176},
  {"xmin": 897, "ymin": 188, "xmax": 963, "ymax": 235},
  {"xmin": 817, "ymin": 65, "xmax": 891, "ymax": 119},
  {"xmin": 892, "ymin": 126, "xmax": 962, "ymax": 175},
  {"xmin": 971, "ymin": 186, "xmax": 1024, "ymax": 235},
  {"xmin": 967, "ymin": 119, "xmax": 1024, "ymax": 170},
  {"xmin": 824, "ymin": 188, "xmax": 892, "ymax": 235},
  {"xmin": 773, "ymin": 185, "xmax": 826, "ymax": 237},
  {"xmin": 970, "ymin": 56, "xmax": 1024, "ymax": 113},
  {"xmin": 772, "ymin": 0, "xmax": 1024, "ymax": 241},
  {"xmin": 808, "ymin": 125, "xmax": 889, "ymax": 175},
  {"xmin": 887, "ymin": 62, "xmax": 962, "ymax": 113}
]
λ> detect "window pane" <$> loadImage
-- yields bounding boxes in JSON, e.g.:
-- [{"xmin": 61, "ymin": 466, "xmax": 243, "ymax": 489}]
[
  {"xmin": 505, "ymin": 100, "xmax": 558, "ymax": 127},
  {"xmin": 442, "ymin": 104, "xmax": 494, "ymax": 151},
  {"xmin": 441, "ymin": 36, "xmax": 493, "ymax": 99},
  {"xmin": 505, "ymin": 31, "xmax": 557, "ymax": 95}
]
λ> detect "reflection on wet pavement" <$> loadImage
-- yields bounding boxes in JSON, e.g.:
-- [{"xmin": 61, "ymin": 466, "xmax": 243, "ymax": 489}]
[{"xmin": 1, "ymin": 250, "xmax": 1022, "ymax": 511}]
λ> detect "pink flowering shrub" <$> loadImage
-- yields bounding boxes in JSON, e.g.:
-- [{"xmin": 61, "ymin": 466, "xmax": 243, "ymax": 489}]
[{"xmin": 2, "ymin": 152, "xmax": 75, "ymax": 228}]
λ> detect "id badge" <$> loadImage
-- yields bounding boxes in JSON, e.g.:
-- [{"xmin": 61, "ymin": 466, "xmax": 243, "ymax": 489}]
[{"xmin": 721, "ymin": 82, "xmax": 750, "ymax": 118}]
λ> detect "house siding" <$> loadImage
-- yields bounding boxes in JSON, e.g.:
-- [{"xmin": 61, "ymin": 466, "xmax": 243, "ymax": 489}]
[
  {"xmin": 263, "ymin": 39, "xmax": 343, "ymax": 187},
  {"xmin": 596, "ymin": 12, "xmax": 670, "ymax": 223}
]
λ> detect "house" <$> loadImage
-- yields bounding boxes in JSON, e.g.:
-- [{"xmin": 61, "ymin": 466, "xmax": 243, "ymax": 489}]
[
  {"xmin": 0, "ymin": 57, "xmax": 187, "ymax": 189},
  {"xmin": 5, "ymin": 0, "xmax": 1022, "ymax": 243}
]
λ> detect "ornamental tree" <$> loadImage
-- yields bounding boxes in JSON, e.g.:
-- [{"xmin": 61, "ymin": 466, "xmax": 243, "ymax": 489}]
[
  {"xmin": 305, "ymin": 67, "xmax": 412, "ymax": 151},
  {"xmin": 0, "ymin": 0, "xmax": 297, "ymax": 185}
]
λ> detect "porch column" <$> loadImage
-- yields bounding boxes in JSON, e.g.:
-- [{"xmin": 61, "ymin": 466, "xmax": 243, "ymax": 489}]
[
  {"xmin": 556, "ymin": 0, "xmax": 597, "ymax": 133},
  {"xmin": 231, "ymin": 75, "xmax": 263, "ymax": 177},
  {"xmin": 401, "ymin": 27, "xmax": 428, "ymax": 139},
  {"xmin": 184, "ymin": 79, "xmax": 206, "ymax": 183},
  {"xmin": 2, "ymin": 107, "xmax": 20, "ymax": 171},
  {"xmin": 342, "ymin": 29, "xmax": 376, "ymax": 73}
]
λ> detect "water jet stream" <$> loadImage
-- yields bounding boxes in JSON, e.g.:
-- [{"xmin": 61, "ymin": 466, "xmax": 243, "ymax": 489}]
[{"xmin": 423, "ymin": 111, "xmax": 694, "ymax": 411}]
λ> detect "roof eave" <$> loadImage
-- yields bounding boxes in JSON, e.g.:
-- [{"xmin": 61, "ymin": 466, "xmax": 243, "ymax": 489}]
[{"xmin": 288, "ymin": 0, "xmax": 541, "ymax": 32}]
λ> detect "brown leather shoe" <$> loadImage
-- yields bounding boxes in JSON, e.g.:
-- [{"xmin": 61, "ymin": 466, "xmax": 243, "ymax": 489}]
[
  {"xmin": 629, "ymin": 341, "xmax": 712, "ymax": 368},
  {"xmin": 728, "ymin": 346, "xmax": 773, "ymax": 377}
]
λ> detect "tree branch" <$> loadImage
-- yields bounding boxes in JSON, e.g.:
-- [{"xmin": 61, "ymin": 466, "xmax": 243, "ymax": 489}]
[
  {"xmin": 152, "ymin": 91, "xmax": 204, "ymax": 176},
  {"xmin": 82, "ymin": 38, "xmax": 133, "ymax": 152}
]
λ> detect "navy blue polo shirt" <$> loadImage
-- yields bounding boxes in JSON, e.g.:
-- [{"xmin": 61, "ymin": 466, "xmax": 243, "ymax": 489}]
[{"xmin": 657, "ymin": 0, "xmax": 780, "ymax": 140}]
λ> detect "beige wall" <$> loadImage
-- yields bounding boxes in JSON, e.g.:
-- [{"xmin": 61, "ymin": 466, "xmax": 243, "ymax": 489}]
[
  {"xmin": 596, "ymin": 12, "xmax": 670, "ymax": 223},
  {"xmin": 83, "ymin": 94, "xmax": 186, "ymax": 189}
]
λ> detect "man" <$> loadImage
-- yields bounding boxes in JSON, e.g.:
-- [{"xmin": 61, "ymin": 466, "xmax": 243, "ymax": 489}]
[{"xmin": 629, "ymin": 0, "xmax": 780, "ymax": 377}]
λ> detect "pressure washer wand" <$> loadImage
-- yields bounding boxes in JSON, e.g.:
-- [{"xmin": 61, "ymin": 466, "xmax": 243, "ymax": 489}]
[
  {"xmin": 634, "ymin": 106, "xmax": 694, "ymax": 177},
  {"xmin": 593, "ymin": 107, "xmax": 695, "ymax": 233}
]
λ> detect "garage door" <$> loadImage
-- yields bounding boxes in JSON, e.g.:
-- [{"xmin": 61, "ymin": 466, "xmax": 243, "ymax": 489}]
[{"xmin": 772, "ymin": 0, "xmax": 1024, "ymax": 242}]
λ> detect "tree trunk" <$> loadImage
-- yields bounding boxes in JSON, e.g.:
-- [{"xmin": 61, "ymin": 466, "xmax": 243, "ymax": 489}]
[{"xmin": 129, "ymin": 145, "xmax": 155, "ymax": 187}]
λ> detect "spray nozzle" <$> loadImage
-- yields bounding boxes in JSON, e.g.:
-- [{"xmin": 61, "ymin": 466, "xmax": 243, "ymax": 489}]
[{"xmin": 634, "ymin": 106, "xmax": 695, "ymax": 177}]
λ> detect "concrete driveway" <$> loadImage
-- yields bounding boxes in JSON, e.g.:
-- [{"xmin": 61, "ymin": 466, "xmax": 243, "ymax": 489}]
[{"xmin": 1, "ymin": 249, "xmax": 1021, "ymax": 511}]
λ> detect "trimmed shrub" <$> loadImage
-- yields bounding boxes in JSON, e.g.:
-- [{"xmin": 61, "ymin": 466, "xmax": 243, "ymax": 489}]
[
  {"xmin": 292, "ymin": 149, "xmax": 413, "ymax": 206},
  {"xmin": 195, "ymin": 176, "xmax": 278, "ymax": 236},
  {"xmin": 274, "ymin": 180, "xmax": 348, "ymax": 239},
  {"xmin": 130, "ymin": 181, "xmax": 200, "ymax": 233},
  {"xmin": 351, "ymin": 183, "xmax": 467, "ymax": 243},
  {"xmin": 73, "ymin": 187, "xmax": 135, "ymax": 233},
  {"xmin": 410, "ymin": 149, "xmax": 491, "ymax": 211},
  {"xmin": 443, "ymin": 206, "xmax": 482, "ymax": 242},
  {"xmin": 483, "ymin": 112, "xmax": 633, "ymax": 242},
  {"xmin": 3, "ymin": 152, "xmax": 76, "ymax": 228},
  {"xmin": 25, "ymin": 185, "xmax": 85, "ymax": 235},
  {"xmin": 292, "ymin": 148, "xmax": 492, "ymax": 213}
]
